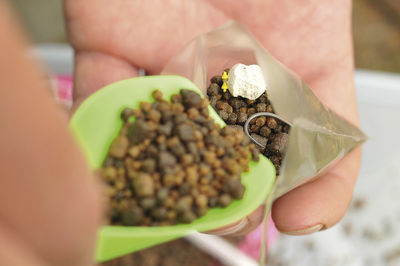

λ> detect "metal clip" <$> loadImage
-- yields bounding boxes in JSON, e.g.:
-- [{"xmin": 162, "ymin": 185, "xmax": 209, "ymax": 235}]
[{"xmin": 244, "ymin": 112, "xmax": 293, "ymax": 148}]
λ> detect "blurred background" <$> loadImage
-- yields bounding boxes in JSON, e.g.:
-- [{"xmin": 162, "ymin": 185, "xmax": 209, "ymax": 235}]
[{"xmin": 9, "ymin": 1, "xmax": 400, "ymax": 266}]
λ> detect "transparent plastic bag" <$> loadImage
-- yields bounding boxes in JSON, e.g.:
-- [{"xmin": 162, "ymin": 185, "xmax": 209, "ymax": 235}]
[{"xmin": 162, "ymin": 20, "xmax": 366, "ymax": 263}]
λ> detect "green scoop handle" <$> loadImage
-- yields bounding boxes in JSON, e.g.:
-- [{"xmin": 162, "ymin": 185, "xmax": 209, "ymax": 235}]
[{"xmin": 69, "ymin": 75, "xmax": 276, "ymax": 262}]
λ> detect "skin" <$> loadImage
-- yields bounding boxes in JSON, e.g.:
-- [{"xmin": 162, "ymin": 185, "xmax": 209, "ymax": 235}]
[
  {"xmin": 0, "ymin": 0, "xmax": 361, "ymax": 265},
  {"xmin": 0, "ymin": 2, "xmax": 101, "ymax": 266}
]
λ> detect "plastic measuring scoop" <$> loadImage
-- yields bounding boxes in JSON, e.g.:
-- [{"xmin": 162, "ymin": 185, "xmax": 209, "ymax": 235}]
[{"xmin": 69, "ymin": 75, "xmax": 276, "ymax": 262}]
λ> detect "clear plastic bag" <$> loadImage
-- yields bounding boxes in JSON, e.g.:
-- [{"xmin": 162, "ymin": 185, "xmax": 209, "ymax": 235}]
[{"xmin": 162, "ymin": 20, "xmax": 366, "ymax": 263}]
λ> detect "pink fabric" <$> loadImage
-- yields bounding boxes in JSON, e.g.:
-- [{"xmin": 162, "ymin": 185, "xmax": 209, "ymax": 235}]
[
  {"xmin": 237, "ymin": 215, "xmax": 278, "ymax": 260},
  {"xmin": 211, "ymin": 216, "xmax": 278, "ymax": 266},
  {"xmin": 54, "ymin": 75, "xmax": 73, "ymax": 104}
]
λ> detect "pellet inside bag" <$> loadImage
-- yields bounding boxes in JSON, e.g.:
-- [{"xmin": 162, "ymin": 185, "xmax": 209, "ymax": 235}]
[{"xmin": 162, "ymin": 21, "xmax": 366, "ymax": 201}]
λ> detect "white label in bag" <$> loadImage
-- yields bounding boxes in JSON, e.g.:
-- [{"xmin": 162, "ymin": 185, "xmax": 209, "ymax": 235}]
[{"xmin": 227, "ymin": 64, "xmax": 267, "ymax": 100}]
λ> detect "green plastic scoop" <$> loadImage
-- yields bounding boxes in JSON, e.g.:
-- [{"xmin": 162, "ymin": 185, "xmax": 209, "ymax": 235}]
[{"xmin": 69, "ymin": 75, "xmax": 276, "ymax": 262}]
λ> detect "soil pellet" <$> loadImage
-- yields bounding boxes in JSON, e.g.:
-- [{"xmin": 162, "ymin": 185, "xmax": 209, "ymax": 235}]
[
  {"xmin": 179, "ymin": 182, "xmax": 191, "ymax": 195},
  {"xmin": 158, "ymin": 122, "xmax": 173, "ymax": 136},
  {"xmin": 158, "ymin": 152, "xmax": 177, "ymax": 169},
  {"xmin": 145, "ymin": 145, "xmax": 158, "ymax": 157},
  {"xmin": 140, "ymin": 102, "xmax": 152, "ymax": 113},
  {"xmin": 229, "ymin": 98, "xmax": 242, "ymax": 110},
  {"xmin": 211, "ymin": 75, "xmax": 223, "ymax": 86},
  {"xmin": 195, "ymin": 194, "xmax": 208, "ymax": 208},
  {"xmin": 109, "ymin": 136, "xmax": 130, "ymax": 158},
  {"xmin": 224, "ymin": 104, "xmax": 233, "ymax": 114},
  {"xmin": 225, "ymin": 179, "xmax": 245, "ymax": 199},
  {"xmin": 181, "ymin": 89, "xmax": 202, "ymax": 108},
  {"xmin": 170, "ymin": 143, "xmax": 186, "ymax": 158},
  {"xmin": 266, "ymin": 117, "xmax": 278, "ymax": 129},
  {"xmin": 128, "ymin": 120, "xmax": 155, "ymax": 143},
  {"xmin": 215, "ymin": 101, "xmax": 225, "ymax": 110},
  {"xmin": 170, "ymin": 94, "xmax": 182, "ymax": 103},
  {"xmin": 247, "ymin": 108, "xmax": 256, "ymax": 116},
  {"xmin": 156, "ymin": 188, "xmax": 169, "ymax": 202},
  {"xmin": 196, "ymin": 207, "xmax": 209, "ymax": 217},
  {"xmin": 174, "ymin": 113, "xmax": 187, "ymax": 124},
  {"xmin": 200, "ymin": 107, "xmax": 209, "ymax": 118},
  {"xmin": 255, "ymin": 116, "xmax": 266, "ymax": 127},
  {"xmin": 275, "ymin": 124, "xmax": 283, "ymax": 133},
  {"xmin": 121, "ymin": 206, "xmax": 143, "ymax": 226},
  {"xmin": 268, "ymin": 132, "xmax": 289, "ymax": 154},
  {"xmin": 249, "ymin": 117, "xmax": 257, "ymax": 126},
  {"xmin": 246, "ymin": 99, "xmax": 255, "ymax": 105},
  {"xmin": 251, "ymin": 147, "xmax": 260, "ymax": 162},
  {"xmin": 152, "ymin": 90, "xmax": 163, "ymax": 101},
  {"xmin": 207, "ymin": 83, "xmax": 220, "ymax": 96},
  {"xmin": 171, "ymin": 103, "xmax": 185, "ymax": 114},
  {"xmin": 227, "ymin": 125, "xmax": 244, "ymax": 132},
  {"xmin": 219, "ymin": 194, "xmax": 232, "ymax": 207},
  {"xmin": 260, "ymin": 126, "xmax": 271, "ymax": 137},
  {"xmin": 209, "ymin": 96, "xmax": 218, "ymax": 107},
  {"xmin": 142, "ymin": 158, "xmax": 156, "ymax": 173},
  {"xmin": 227, "ymin": 113, "xmax": 237, "ymax": 124},
  {"xmin": 100, "ymin": 89, "xmax": 258, "ymax": 226},
  {"xmin": 283, "ymin": 125, "xmax": 290, "ymax": 133},
  {"xmin": 223, "ymin": 92, "xmax": 231, "ymax": 101},
  {"xmin": 250, "ymin": 124, "xmax": 260, "ymax": 133},
  {"xmin": 181, "ymin": 211, "xmax": 197, "ymax": 223},
  {"xmin": 140, "ymin": 197, "xmax": 157, "ymax": 210},
  {"xmin": 103, "ymin": 156, "xmax": 115, "ymax": 167},
  {"xmin": 237, "ymin": 113, "xmax": 248, "ymax": 125},
  {"xmin": 152, "ymin": 207, "xmax": 168, "ymax": 221},
  {"xmin": 177, "ymin": 124, "xmax": 195, "ymax": 142},
  {"xmin": 133, "ymin": 173, "xmax": 155, "ymax": 197},
  {"xmin": 121, "ymin": 108, "xmax": 134, "ymax": 121},
  {"xmin": 147, "ymin": 109, "xmax": 161, "ymax": 123},
  {"xmin": 258, "ymin": 94, "xmax": 268, "ymax": 103},
  {"xmin": 181, "ymin": 154, "xmax": 194, "ymax": 166},
  {"xmin": 218, "ymin": 110, "xmax": 229, "ymax": 121},
  {"xmin": 256, "ymin": 103, "xmax": 267, "ymax": 112},
  {"xmin": 187, "ymin": 108, "xmax": 200, "ymax": 120}
]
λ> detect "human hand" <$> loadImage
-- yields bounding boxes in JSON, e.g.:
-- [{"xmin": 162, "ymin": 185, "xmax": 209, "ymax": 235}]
[
  {"xmin": 0, "ymin": 2, "xmax": 102, "ymax": 266},
  {"xmin": 64, "ymin": 0, "xmax": 361, "ymax": 236}
]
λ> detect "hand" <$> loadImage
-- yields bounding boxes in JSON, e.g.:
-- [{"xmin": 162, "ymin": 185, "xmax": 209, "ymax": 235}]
[
  {"xmin": 64, "ymin": 0, "xmax": 361, "ymax": 236},
  {"xmin": 0, "ymin": 2, "xmax": 101, "ymax": 266}
]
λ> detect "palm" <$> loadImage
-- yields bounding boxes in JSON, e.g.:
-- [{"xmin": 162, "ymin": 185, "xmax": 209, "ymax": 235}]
[{"xmin": 65, "ymin": 0, "xmax": 361, "ymax": 235}]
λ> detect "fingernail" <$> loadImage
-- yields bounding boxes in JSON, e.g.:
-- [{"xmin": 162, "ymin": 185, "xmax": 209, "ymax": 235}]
[
  {"xmin": 279, "ymin": 224, "xmax": 324, "ymax": 235},
  {"xmin": 210, "ymin": 217, "xmax": 249, "ymax": 236}
]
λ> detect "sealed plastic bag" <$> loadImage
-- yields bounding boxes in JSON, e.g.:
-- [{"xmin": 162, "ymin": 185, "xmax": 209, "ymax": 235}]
[
  {"xmin": 163, "ymin": 20, "xmax": 366, "ymax": 200},
  {"xmin": 162, "ymin": 21, "xmax": 366, "ymax": 263}
]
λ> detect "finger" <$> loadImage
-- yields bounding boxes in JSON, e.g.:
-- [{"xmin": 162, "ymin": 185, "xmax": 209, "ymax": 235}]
[
  {"xmin": 207, "ymin": 205, "xmax": 265, "ymax": 236},
  {"xmin": 72, "ymin": 51, "xmax": 139, "ymax": 112},
  {"xmin": 271, "ymin": 147, "xmax": 362, "ymax": 235},
  {"xmin": 65, "ymin": 0, "xmax": 228, "ymax": 75}
]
